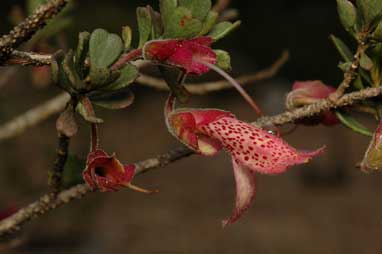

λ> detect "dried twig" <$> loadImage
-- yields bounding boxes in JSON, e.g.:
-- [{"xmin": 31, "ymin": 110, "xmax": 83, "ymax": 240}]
[
  {"xmin": 1, "ymin": 85, "xmax": 381, "ymax": 237},
  {"xmin": 330, "ymin": 41, "xmax": 368, "ymax": 101},
  {"xmin": 0, "ymin": 0, "xmax": 68, "ymax": 64},
  {"xmin": 5, "ymin": 50, "xmax": 52, "ymax": 66},
  {"xmin": 49, "ymin": 134, "xmax": 70, "ymax": 194},
  {"xmin": 0, "ymin": 93, "xmax": 70, "ymax": 141}
]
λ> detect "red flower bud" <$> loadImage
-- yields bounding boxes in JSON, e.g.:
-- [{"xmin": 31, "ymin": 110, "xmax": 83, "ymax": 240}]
[
  {"xmin": 286, "ymin": 80, "xmax": 339, "ymax": 126},
  {"xmin": 143, "ymin": 37, "xmax": 216, "ymax": 75}
]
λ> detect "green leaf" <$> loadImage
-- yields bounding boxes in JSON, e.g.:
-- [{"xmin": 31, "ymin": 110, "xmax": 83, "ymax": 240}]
[
  {"xmin": 360, "ymin": 52, "xmax": 374, "ymax": 70},
  {"xmin": 103, "ymin": 64, "xmax": 139, "ymax": 90},
  {"xmin": 209, "ymin": 21, "xmax": 241, "ymax": 41},
  {"xmin": 336, "ymin": 111, "xmax": 373, "ymax": 136},
  {"xmin": 199, "ymin": 10, "xmax": 219, "ymax": 36},
  {"xmin": 178, "ymin": 0, "xmax": 212, "ymax": 21},
  {"xmin": 372, "ymin": 21, "xmax": 382, "ymax": 41},
  {"xmin": 89, "ymin": 68, "xmax": 120, "ymax": 88},
  {"xmin": 162, "ymin": 7, "xmax": 203, "ymax": 39},
  {"xmin": 160, "ymin": 0, "xmax": 203, "ymax": 39},
  {"xmin": 122, "ymin": 26, "xmax": 133, "ymax": 49},
  {"xmin": 62, "ymin": 155, "xmax": 86, "ymax": 188},
  {"xmin": 51, "ymin": 50, "xmax": 65, "ymax": 85},
  {"xmin": 90, "ymin": 88, "xmax": 135, "ymax": 110},
  {"xmin": 149, "ymin": 7, "xmax": 164, "ymax": 39},
  {"xmin": 75, "ymin": 31, "xmax": 90, "ymax": 79},
  {"xmin": 214, "ymin": 50, "xmax": 231, "ymax": 71},
  {"xmin": 137, "ymin": 7, "xmax": 153, "ymax": 48},
  {"xmin": 62, "ymin": 50, "xmax": 85, "ymax": 90},
  {"xmin": 89, "ymin": 29, "xmax": 123, "ymax": 69},
  {"xmin": 331, "ymin": 35, "xmax": 374, "ymax": 85},
  {"xmin": 330, "ymin": 35, "xmax": 353, "ymax": 62},
  {"xmin": 338, "ymin": 61, "xmax": 352, "ymax": 72},
  {"xmin": 357, "ymin": 0, "xmax": 382, "ymax": 26},
  {"xmin": 336, "ymin": 0, "xmax": 357, "ymax": 31},
  {"xmin": 353, "ymin": 74, "xmax": 365, "ymax": 89},
  {"xmin": 76, "ymin": 102, "xmax": 104, "ymax": 123}
]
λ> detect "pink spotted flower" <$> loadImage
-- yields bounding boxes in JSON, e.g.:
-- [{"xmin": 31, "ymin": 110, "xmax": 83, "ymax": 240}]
[
  {"xmin": 165, "ymin": 95, "xmax": 324, "ymax": 226},
  {"xmin": 143, "ymin": 36, "xmax": 216, "ymax": 75}
]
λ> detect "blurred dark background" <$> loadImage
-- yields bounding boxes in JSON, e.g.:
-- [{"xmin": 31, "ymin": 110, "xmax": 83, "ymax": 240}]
[{"xmin": 1, "ymin": 0, "xmax": 382, "ymax": 253}]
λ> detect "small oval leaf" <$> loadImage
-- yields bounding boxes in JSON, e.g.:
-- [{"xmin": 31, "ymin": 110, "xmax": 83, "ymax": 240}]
[
  {"xmin": 336, "ymin": 111, "xmax": 373, "ymax": 137},
  {"xmin": 137, "ymin": 7, "xmax": 153, "ymax": 48},
  {"xmin": 336, "ymin": 0, "xmax": 357, "ymax": 31},
  {"xmin": 90, "ymin": 88, "xmax": 135, "ymax": 110},
  {"xmin": 209, "ymin": 21, "xmax": 241, "ymax": 42},
  {"xmin": 89, "ymin": 29, "xmax": 123, "ymax": 69}
]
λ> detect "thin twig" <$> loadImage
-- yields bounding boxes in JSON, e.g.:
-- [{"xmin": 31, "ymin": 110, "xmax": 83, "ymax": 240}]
[
  {"xmin": 330, "ymin": 42, "xmax": 368, "ymax": 101},
  {"xmin": 255, "ymin": 86, "xmax": 382, "ymax": 127},
  {"xmin": 0, "ymin": 93, "xmax": 70, "ymax": 141},
  {"xmin": 1, "ymin": 85, "xmax": 382, "ymax": 237},
  {"xmin": 5, "ymin": 50, "xmax": 52, "ymax": 66},
  {"xmin": 0, "ymin": 0, "xmax": 68, "ymax": 64},
  {"xmin": 48, "ymin": 134, "xmax": 70, "ymax": 194}
]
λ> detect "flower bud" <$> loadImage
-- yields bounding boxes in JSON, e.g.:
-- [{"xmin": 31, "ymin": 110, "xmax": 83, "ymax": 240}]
[
  {"xmin": 286, "ymin": 80, "xmax": 339, "ymax": 126},
  {"xmin": 361, "ymin": 121, "xmax": 382, "ymax": 173}
]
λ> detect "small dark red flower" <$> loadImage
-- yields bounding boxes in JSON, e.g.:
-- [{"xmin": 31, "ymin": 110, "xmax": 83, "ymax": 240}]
[
  {"xmin": 143, "ymin": 36, "xmax": 216, "ymax": 75},
  {"xmin": 83, "ymin": 149, "xmax": 135, "ymax": 192},
  {"xmin": 286, "ymin": 80, "xmax": 340, "ymax": 126}
]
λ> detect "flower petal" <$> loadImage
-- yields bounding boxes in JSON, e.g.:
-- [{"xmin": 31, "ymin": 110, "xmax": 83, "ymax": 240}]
[
  {"xmin": 203, "ymin": 117, "xmax": 324, "ymax": 174},
  {"xmin": 83, "ymin": 150, "xmax": 135, "ymax": 192},
  {"xmin": 286, "ymin": 80, "xmax": 339, "ymax": 126},
  {"xmin": 222, "ymin": 157, "xmax": 256, "ymax": 227},
  {"xmin": 197, "ymin": 134, "xmax": 222, "ymax": 156},
  {"xmin": 166, "ymin": 108, "xmax": 233, "ymax": 154},
  {"xmin": 143, "ymin": 39, "xmax": 178, "ymax": 61},
  {"xmin": 143, "ymin": 37, "xmax": 216, "ymax": 75}
]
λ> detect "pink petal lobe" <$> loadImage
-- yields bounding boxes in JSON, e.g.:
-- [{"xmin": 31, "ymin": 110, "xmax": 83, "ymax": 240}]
[
  {"xmin": 292, "ymin": 80, "xmax": 336, "ymax": 99},
  {"xmin": 191, "ymin": 109, "xmax": 234, "ymax": 127},
  {"xmin": 190, "ymin": 36, "xmax": 213, "ymax": 46},
  {"xmin": 143, "ymin": 39, "xmax": 178, "ymax": 61},
  {"xmin": 168, "ymin": 46, "xmax": 194, "ymax": 71},
  {"xmin": 143, "ymin": 37, "xmax": 216, "ymax": 75},
  {"xmin": 197, "ymin": 134, "xmax": 222, "ymax": 156},
  {"xmin": 203, "ymin": 117, "xmax": 324, "ymax": 174},
  {"xmin": 222, "ymin": 157, "xmax": 256, "ymax": 227}
]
